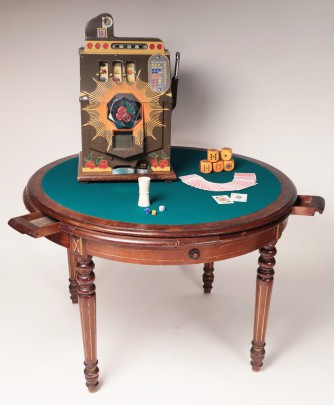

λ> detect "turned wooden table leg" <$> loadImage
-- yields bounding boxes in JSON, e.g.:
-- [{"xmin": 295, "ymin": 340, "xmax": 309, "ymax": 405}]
[
  {"xmin": 77, "ymin": 255, "xmax": 99, "ymax": 392},
  {"xmin": 67, "ymin": 249, "xmax": 78, "ymax": 303},
  {"xmin": 250, "ymin": 242, "xmax": 277, "ymax": 371},
  {"xmin": 203, "ymin": 262, "xmax": 214, "ymax": 294}
]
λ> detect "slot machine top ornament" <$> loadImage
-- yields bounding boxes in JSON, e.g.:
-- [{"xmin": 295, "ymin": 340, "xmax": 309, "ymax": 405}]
[{"xmin": 78, "ymin": 13, "xmax": 180, "ymax": 182}]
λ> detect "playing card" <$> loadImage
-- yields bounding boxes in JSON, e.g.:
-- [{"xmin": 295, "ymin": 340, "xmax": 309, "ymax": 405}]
[
  {"xmin": 212, "ymin": 195, "xmax": 234, "ymax": 204},
  {"xmin": 230, "ymin": 193, "xmax": 248, "ymax": 202},
  {"xmin": 179, "ymin": 172, "xmax": 257, "ymax": 192}
]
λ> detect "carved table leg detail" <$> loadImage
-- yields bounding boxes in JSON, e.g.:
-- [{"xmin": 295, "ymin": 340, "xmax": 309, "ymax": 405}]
[
  {"xmin": 77, "ymin": 255, "xmax": 99, "ymax": 392},
  {"xmin": 250, "ymin": 242, "xmax": 277, "ymax": 372},
  {"xmin": 203, "ymin": 262, "xmax": 214, "ymax": 294},
  {"xmin": 67, "ymin": 249, "xmax": 78, "ymax": 303}
]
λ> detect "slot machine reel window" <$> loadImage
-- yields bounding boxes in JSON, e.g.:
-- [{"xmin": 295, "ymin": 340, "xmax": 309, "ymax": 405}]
[
  {"xmin": 99, "ymin": 61, "xmax": 109, "ymax": 82},
  {"xmin": 126, "ymin": 62, "xmax": 136, "ymax": 83},
  {"xmin": 110, "ymin": 61, "xmax": 137, "ymax": 83},
  {"xmin": 112, "ymin": 61, "xmax": 123, "ymax": 83}
]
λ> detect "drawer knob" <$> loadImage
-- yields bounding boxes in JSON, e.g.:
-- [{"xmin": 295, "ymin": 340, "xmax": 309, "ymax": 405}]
[{"xmin": 188, "ymin": 248, "xmax": 200, "ymax": 260}]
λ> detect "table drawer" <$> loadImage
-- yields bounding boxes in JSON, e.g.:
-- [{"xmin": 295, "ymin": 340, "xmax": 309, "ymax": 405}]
[
  {"xmin": 292, "ymin": 195, "xmax": 325, "ymax": 216},
  {"xmin": 8, "ymin": 211, "xmax": 59, "ymax": 238}
]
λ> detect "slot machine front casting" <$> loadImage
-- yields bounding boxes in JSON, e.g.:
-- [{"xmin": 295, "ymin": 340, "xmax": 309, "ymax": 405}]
[{"xmin": 78, "ymin": 13, "xmax": 180, "ymax": 181}]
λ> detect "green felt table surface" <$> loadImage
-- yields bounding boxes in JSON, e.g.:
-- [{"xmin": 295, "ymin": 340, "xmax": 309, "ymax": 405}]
[{"xmin": 41, "ymin": 147, "xmax": 281, "ymax": 226}]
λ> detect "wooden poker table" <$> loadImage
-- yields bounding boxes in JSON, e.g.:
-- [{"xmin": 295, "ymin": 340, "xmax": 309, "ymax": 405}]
[{"xmin": 9, "ymin": 146, "xmax": 324, "ymax": 392}]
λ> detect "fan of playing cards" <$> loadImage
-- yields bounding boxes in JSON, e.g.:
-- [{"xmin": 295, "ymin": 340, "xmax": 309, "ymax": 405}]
[{"xmin": 179, "ymin": 172, "xmax": 257, "ymax": 192}]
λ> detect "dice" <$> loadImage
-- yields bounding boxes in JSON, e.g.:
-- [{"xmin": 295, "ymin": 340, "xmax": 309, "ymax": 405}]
[
  {"xmin": 207, "ymin": 149, "xmax": 220, "ymax": 162},
  {"xmin": 223, "ymin": 159, "xmax": 235, "ymax": 171},
  {"xmin": 200, "ymin": 147, "xmax": 234, "ymax": 173},
  {"xmin": 212, "ymin": 160, "xmax": 224, "ymax": 172},
  {"xmin": 221, "ymin": 147, "xmax": 232, "ymax": 161},
  {"xmin": 200, "ymin": 160, "xmax": 213, "ymax": 173}
]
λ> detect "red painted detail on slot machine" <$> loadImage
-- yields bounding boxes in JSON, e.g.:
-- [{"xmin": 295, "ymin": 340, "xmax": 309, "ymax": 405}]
[
  {"xmin": 103, "ymin": 43, "xmax": 109, "ymax": 49},
  {"xmin": 122, "ymin": 113, "xmax": 131, "ymax": 123},
  {"xmin": 85, "ymin": 161, "xmax": 95, "ymax": 169},
  {"xmin": 87, "ymin": 43, "xmax": 93, "ymax": 49},
  {"xmin": 115, "ymin": 106, "xmax": 132, "ymax": 123},
  {"xmin": 150, "ymin": 158, "xmax": 158, "ymax": 168},
  {"xmin": 149, "ymin": 152, "xmax": 170, "ymax": 171},
  {"xmin": 149, "ymin": 44, "xmax": 155, "ymax": 49},
  {"xmin": 159, "ymin": 159, "xmax": 169, "ymax": 169},
  {"xmin": 98, "ymin": 160, "xmax": 108, "ymax": 169},
  {"xmin": 83, "ymin": 154, "xmax": 111, "ymax": 172}
]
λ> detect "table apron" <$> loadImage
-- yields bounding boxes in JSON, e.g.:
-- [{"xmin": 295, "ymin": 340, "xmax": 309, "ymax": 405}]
[{"xmin": 63, "ymin": 219, "xmax": 288, "ymax": 265}]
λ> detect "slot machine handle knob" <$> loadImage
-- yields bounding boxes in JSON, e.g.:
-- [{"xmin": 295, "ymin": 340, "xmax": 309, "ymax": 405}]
[
  {"xmin": 174, "ymin": 51, "xmax": 180, "ymax": 79},
  {"xmin": 172, "ymin": 52, "xmax": 180, "ymax": 110}
]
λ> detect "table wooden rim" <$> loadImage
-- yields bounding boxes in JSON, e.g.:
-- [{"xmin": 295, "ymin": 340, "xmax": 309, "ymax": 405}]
[{"xmin": 23, "ymin": 147, "xmax": 298, "ymax": 239}]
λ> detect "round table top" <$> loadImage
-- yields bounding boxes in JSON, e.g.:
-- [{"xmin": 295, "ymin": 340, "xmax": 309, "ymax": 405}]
[{"xmin": 25, "ymin": 147, "xmax": 297, "ymax": 237}]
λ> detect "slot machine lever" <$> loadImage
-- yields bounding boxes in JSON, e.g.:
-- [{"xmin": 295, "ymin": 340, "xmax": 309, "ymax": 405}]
[{"xmin": 171, "ymin": 52, "xmax": 180, "ymax": 110}]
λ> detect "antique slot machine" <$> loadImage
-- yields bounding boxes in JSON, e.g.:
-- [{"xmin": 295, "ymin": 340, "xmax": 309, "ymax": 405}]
[{"xmin": 78, "ymin": 13, "xmax": 180, "ymax": 181}]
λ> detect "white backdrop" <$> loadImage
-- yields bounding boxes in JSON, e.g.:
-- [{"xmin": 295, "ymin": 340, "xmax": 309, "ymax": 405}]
[{"xmin": 1, "ymin": 1, "xmax": 333, "ymax": 404}]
